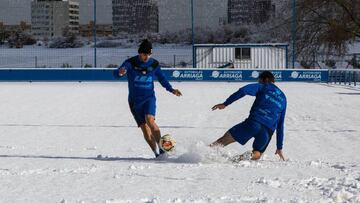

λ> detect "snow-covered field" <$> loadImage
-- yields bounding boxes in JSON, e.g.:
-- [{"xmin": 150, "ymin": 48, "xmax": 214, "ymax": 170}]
[{"xmin": 0, "ymin": 82, "xmax": 359, "ymax": 203}]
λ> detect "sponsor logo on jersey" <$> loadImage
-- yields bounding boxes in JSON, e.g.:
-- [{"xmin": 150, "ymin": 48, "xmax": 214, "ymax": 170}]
[{"xmin": 134, "ymin": 75, "xmax": 153, "ymax": 83}]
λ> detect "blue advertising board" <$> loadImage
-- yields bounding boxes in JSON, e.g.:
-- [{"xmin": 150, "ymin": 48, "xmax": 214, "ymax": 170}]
[
  {"xmin": 0, "ymin": 68, "xmax": 329, "ymax": 82},
  {"xmin": 162, "ymin": 69, "xmax": 328, "ymax": 82}
]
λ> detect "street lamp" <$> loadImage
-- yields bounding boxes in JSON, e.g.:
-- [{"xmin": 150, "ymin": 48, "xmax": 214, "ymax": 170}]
[
  {"xmin": 191, "ymin": 0, "xmax": 195, "ymax": 68},
  {"xmin": 93, "ymin": 0, "xmax": 97, "ymax": 68},
  {"xmin": 292, "ymin": 0, "xmax": 296, "ymax": 69}
]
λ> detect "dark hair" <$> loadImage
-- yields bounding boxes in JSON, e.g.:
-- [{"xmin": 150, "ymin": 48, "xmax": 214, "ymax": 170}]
[
  {"xmin": 258, "ymin": 71, "xmax": 275, "ymax": 83},
  {"xmin": 138, "ymin": 39, "xmax": 152, "ymax": 54}
]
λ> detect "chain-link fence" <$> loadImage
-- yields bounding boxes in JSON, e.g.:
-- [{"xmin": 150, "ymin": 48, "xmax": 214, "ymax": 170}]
[
  {"xmin": 296, "ymin": 53, "xmax": 360, "ymax": 69},
  {"xmin": 0, "ymin": 47, "xmax": 193, "ymax": 68},
  {"xmin": 328, "ymin": 69, "xmax": 360, "ymax": 86}
]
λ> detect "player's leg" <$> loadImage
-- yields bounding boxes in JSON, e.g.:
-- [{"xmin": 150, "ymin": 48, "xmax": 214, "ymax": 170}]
[
  {"xmin": 139, "ymin": 123, "xmax": 157, "ymax": 154},
  {"xmin": 252, "ymin": 126, "xmax": 273, "ymax": 160},
  {"xmin": 129, "ymin": 101, "xmax": 157, "ymax": 155},
  {"xmin": 251, "ymin": 151, "xmax": 262, "ymax": 160},
  {"xmin": 144, "ymin": 97, "xmax": 161, "ymax": 143},
  {"xmin": 145, "ymin": 115, "xmax": 166, "ymax": 156},
  {"xmin": 211, "ymin": 119, "xmax": 256, "ymax": 148},
  {"xmin": 145, "ymin": 115, "xmax": 161, "ymax": 143},
  {"xmin": 210, "ymin": 131, "xmax": 236, "ymax": 147}
]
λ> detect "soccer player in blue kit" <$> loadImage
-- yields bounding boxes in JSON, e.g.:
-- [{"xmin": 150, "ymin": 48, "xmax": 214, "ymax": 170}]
[
  {"xmin": 117, "ymin": 39, "xmax": 182, "ymax": 157},
  {"xmin": 210, "ymin": 71, "xmax": 287, "ymax": 161}
]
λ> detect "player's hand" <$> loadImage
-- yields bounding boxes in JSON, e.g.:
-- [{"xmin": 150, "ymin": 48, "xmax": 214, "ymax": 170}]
[
  {"xmin": 275, "ymin": 149, "xmax": 285, "ymax": 161},
  {"xmin": 212, "ymin": 104, "xmax": 226, "ymax": 111},
  {"xmin": 172, "ymin": 89, "xmax": 182, "ymax": 96},
  {"xmin": 118, "ymin": 67, "xmax": 126, "ymax": 76}
]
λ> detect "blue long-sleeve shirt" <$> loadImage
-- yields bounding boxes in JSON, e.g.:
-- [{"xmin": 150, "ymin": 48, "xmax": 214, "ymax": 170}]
[
  {"xmin": 223, "ymin": 83, "xmax": 287, "ymax": 149},
  {"xmin": 117, "ymin": 56, "xmax": 174, "ymax": 104}
]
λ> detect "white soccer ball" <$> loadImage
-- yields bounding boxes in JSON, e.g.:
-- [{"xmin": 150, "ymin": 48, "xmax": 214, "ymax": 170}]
[{"xmin": 159, "ymin": 134, "xmax": 176, "ymax": 152}]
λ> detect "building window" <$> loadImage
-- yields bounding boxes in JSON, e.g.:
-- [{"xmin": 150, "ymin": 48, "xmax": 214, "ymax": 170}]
[{"xmin": 235, "ymin": 48, "xmax": 251, "ymax": 60}]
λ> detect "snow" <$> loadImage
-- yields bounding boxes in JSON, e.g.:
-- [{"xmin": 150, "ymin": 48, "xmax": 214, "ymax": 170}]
[
  {"xmin": 348, "ymin": 42, "xmax": 360, "ymax": 54},
  {"xmin": 0, "ymin": 82, "xmax": 359, "ymax": 202}
]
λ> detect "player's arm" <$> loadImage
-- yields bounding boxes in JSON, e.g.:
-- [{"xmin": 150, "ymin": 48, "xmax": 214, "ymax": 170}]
[
  {"xmin": 275, "ymin": 101, "xmax": 287, "ymax": 161},
  {"xmin": 116, "ymin": 62, "xmax": 130, "ymax": 77},
  {"xmin": 212, "ymin": 83, "xmax": 263, "ymax": 111},
  {"xmin": 155, "ymin": 66, "xmax": 182, "ymax": 96}
]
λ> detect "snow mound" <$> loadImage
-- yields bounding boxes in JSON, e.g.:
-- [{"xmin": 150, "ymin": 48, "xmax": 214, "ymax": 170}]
[{"xmin": 173, "ymin": 141, "xmax": 230, "ymax": 164}]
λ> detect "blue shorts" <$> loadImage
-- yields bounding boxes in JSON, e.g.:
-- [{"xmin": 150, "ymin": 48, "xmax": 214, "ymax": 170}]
[
  {"xmin": 229, "ymin": 119, "xmax": 273, "ymax": 153},
  {"xmin": 129, "ymin": 97, "xmax": 156, "ymax": 127}
]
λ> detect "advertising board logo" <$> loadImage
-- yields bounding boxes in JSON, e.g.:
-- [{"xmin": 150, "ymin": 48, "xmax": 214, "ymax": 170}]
[
  {"xmin": 251, "ymin": 71, "xmax": 260, "ymax": 78},
  {"xmin": 172, "ymin": 70, "xmax": 181, "ymax": 78},
  {"xmin": 291, "ymin": 71, "xmax": 300, "ymax": 79},
  {"xmin": 272, "ymin": 71, "xmax": 282, "ymax": 80},
  {"xmin": 212, "ymin": 71, "xmax": 220, "ymax": 78},
  {"xmin": 173, "ymin": 70, "xmax": 203, "ymax": 80},
  {"xmin": 211, "ymin": 70, "xmax": 242, "ymax": 80},
  {"xmin": 291, "ymin": 71, "xmax": 321, "ymax": 80}
]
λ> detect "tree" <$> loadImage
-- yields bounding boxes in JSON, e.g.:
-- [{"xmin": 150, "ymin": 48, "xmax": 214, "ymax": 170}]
[
  {"xmin": 8, "ymin": 31, "xmax": 23, "ymax": 48},
  {"xmin": 48, "ymin": 26, "xmax": 83, "ymax": 48},
  {"xmin": 0, "ymin": 22, "xmax": 6, "ymax": 44},
  {"xmin": 253, "ymin": 0, "xmax": 359, "ymax": 64},
  {"xmin": 62, "ymin": 26, "xmax": 77, "ymax": 44},
  {"xmin": 8, "ymin": 29, "xmax": 36, "ymax": 48},
  {"xmin": 19, "ymin": 21, "xmax": 28, "ymax": 32},
  {"xmin": 296, "ymin": 0, "xmax": 360, "ymax": 57}
]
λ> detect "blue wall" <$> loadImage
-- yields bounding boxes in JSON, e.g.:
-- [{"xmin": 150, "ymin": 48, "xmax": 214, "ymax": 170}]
[{"xmin": 0, "ymin": 68, "xmax": 329, "ymax": 82}]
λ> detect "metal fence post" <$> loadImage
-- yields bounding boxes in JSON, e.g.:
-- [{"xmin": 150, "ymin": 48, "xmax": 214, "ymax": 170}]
[
  {"xmin": 93, "ymin": 0, "xmax": 97, "ymax": 68},
  {"xmin": 173, "ymin": 55, "xmax": 176, "ymax": 68},
  {"xmin": 81, "ymin": 56, "xmax": 83, "ymax": 68},
  {"xmin": 291, "ymin": 0, "xmax": 297, "ymax": 69},
  {"xmin": 35, "ymin": 56, "xmax": 38, "ymax": 68},
  {"xmin": 345, "ymin": 70, "xmax": 348, "ymax": 85},
  {"xmin": 330, "ymin": 70, "xmax": 333, "ymax": 83},
  {"xmin": 191, "ymin": 0, "xmax": 196, "ymax": 68},
  {"xmin": 353, "ymin": 71, "xmax": 355, "ymax": 86}
]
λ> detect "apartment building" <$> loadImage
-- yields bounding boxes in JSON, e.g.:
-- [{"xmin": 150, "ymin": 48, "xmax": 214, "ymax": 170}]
[
  {"xmin": 112, "ymin": 0, "xmax": 158, "ymax": 35},
  {"xmin": 228, "ymin": 0, "xmax": 275, "ymax": 25},
  {"xmin": 158, "ymin": 0, "xmax": 228, "ymax": 33},
  {"xmin": 31, "ymin": 0, "xmax": 79, "ymax": 38}
]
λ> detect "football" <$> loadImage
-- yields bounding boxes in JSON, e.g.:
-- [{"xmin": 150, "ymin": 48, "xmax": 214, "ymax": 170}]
[{"xmin": 159, "ymin": 134, "xmax": 176, "ymax": 152}]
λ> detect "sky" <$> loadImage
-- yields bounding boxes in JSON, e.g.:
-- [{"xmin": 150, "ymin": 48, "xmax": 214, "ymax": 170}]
[{"xmin": 0, "ymin": 0, "xmax": 112, "ymax": 25}]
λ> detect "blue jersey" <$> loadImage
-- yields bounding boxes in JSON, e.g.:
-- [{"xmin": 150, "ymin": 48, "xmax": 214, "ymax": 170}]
[
  {"xmin": 223, "ymin": 83, "xmax": 287, "ymax": 149},
  {"xmin": 118, "ymin": 56, "xmax": 174, "ymax": 104}
]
